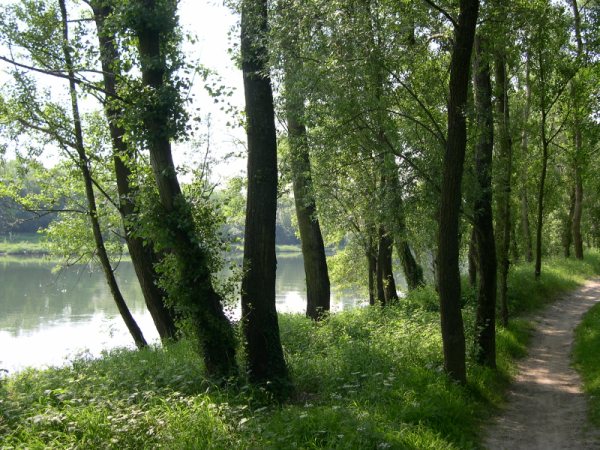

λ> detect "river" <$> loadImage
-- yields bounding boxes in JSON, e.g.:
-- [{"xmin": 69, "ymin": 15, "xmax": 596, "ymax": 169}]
[{"xmin": 0, "ymin": 254, "xmax": 367, "ymax": 374}]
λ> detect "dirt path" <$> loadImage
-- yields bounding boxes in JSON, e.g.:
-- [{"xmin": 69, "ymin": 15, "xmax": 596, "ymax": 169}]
[{"xmin": 484, "ymin": 278, "xmax": 600, "ymax": 450}]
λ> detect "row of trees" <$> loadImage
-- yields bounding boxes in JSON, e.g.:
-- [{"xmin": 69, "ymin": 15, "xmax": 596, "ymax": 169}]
[{"xmin": 0, "ymin": 0, "xmax": 598, "ymax": 389}]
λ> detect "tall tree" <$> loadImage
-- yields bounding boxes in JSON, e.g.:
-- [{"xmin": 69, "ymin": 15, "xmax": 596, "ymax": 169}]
[
  {"xmin": 286, "ymin": 90, "xmax": 331, "ymax": 319},
  {"xmin": 519, "ymin": 54, "xmax": 534, "ymax": 263},
  {"xmin": 58, "ymin": 0, "xmax": 147, "ymax": 349},
  {"xmin": 570, "ymin": 0, "xmax": 585, "ymax": 260},
  {"xmin": 240, "ymin": 0, "xmax": 289, "ymax": 388},
  {"xmin": 472, "ymin": 34, "xmax": 497, "ymax": 368},
  {"xmin": 278, "ymin": 2, "xmax": 331, "ymax": 320},
  {"xmin": 128, "ymin": 0, "xmax": 237, "ymax": 378},
  {"xmin": 529, "ymin": 5, "xmax": 571, "ymax": 280},
  {"xmin": 89, "ymin": 0, "xmax": 177, "ymax": 341},
  {"xmin": 436, "ymin": 0, "xmax": 479, "ymax": 383},
  {"xmin": 494, "ymin": 50, "xmax": 513, "ymax": 327}
]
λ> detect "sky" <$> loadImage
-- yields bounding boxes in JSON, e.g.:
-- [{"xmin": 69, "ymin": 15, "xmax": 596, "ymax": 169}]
[{"xmin": 173, "ymin": 0, "xmax": 247, "ymax": 183}]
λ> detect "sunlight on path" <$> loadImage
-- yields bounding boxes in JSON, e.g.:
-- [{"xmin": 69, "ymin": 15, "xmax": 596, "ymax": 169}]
[{"xmin": 484, "ymin": 280, "xmax": 600, "ymax": 449}]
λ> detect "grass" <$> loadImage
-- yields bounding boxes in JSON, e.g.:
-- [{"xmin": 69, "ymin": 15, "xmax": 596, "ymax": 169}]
[
  {"xmin": 0, "ymin": 233, "xmax": 47, "ymax": 255},
  {"xmin": 573, "ymin": 302, "xmax": 600, "ymax": 426},
  {"xmin": 1, "ymin": 251, "xmax": 599, "ymax": 449}
]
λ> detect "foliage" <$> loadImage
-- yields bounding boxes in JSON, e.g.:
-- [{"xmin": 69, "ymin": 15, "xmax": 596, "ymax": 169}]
[
  {"xmin": 507, "ymin": 252, "xmax": 600, "ymax": 316},
  {"xmin": 573, "ymin": 301, "xmax": 600, "ymax": 426}
]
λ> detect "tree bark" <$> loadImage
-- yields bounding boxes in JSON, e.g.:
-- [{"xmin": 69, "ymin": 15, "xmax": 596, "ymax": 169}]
[
  {"xmin": 494, "ymin": 51, "xmax": 513, "ymax": 327},
  {"xmin": 563, "ymin": 187, "xmax": 576, "ymax": 257},
  {"xmin": 534, "ymin": 136, "xmax": 549, "ymax": 280},
  {"xmin": 468, "ymin": 227, "xmax": 477, "ymax": 288},
  {"xmin": 570, "ymin": 0, "xmax": 584, "ymax": 260},
  {"xmin": 437, "ymin": 0, "xmax": 479, "ymax": 384},
  {"xmin": 241, "ymin": 0, "xmax": 289, "ymax": 388},
  {"xmin": 376, "ymin": 226, "xmax": 398, "ymax": 305},
  {"xmin": 534, "ymin": 47, "xmax": 550, "ymax": 280},
  {"xmin": 91, "ymin": 1, "xmax": 177, "ymax": 341},
  {"xmin": 59, "ymin": 0, "xmax": 147, "ymax": 349},
  {"xmin": 133, "ymin": 0, "xmax": 237, "ymax": 378},
  {"xmin": 520, "ymin": 190, "xmax": 533, "ymax": 262},
  {"xmin": 520, "ymin": 55, "xmax": 533, "ymax": 263},
  {"xmin": 386, "ymin": 163, "xmax": 424, "ymax": 291},
  {"xmin": 511, "ymin": 215, "xmax": 520, "ymax": 262},
  {"xmin": 285, "ymin": 73, "xmax": 330, "ymax": 320},
  {"xmin": 368, "ymin": 252, "xmax": 377, "ymax": 306},
  {"xmin": 472, "ymin": 35, "xmax": 497, "ymax": 367},
  {"xmin": 572, "ymin": 168, "xmax": 584, "ymax": 259}
]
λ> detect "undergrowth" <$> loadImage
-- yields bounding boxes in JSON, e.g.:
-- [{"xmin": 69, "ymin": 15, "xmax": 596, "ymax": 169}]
[
  {"xmin": 1, "ymin": 251, "xmax": 599, "ymax": 449},
  {"xmin": 574, "ymin": 301, "xmax": 600, "ymax": 426}
]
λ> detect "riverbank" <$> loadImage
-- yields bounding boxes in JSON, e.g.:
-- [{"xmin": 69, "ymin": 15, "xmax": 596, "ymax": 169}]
[
  {"xmin": 1, "ymin": 254, "xmax": 599, "ymax": 448},
  {"xmin": 0, "ymin": 233, "xmax": 47, "ymax": 256}
]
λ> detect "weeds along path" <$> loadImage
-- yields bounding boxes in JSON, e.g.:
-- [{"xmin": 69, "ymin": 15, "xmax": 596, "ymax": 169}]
[{"xmin": 484, "ymin": 278, "xmax": 600, "ymax": 450}]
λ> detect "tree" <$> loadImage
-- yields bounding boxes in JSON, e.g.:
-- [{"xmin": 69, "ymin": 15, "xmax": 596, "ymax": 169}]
[
  {"xmin": 126, "ymin": 0, "xmax": 237, "ymax": 378},
  {"xmin": 569, "ymin": 0, "xmax": 585, "ymax": 260},
  {"xmin": 89, "ymin": 0, "xmax": 177, "ymax": 341},
  {"xmin": 471, "ymin": 34, "xmax": 497, "ymax": 368},
  {"xmin": 527, "ymin": 3, "xmax": 572, "ymax": 279},
  {"xmin": 285, "ymin": 82, "xmax": 331, "ymax": 319},
  {"xmin": 278, "ymin": 0, "xmax": 331, "ymax": 320},
  {"xmin": 0, "ymin": 0, "xmax": 147, "ymax": 349},
  {"xmin": 240, "ymin": 0, "xmax": 289, "ymax": 388},
  {"xmin": 436, "ymin": 0, "xmax": 480, "ymax": 383},
  {"xmin": 494, "ymin": 50, "xmax": 514, "ymax": 327}
]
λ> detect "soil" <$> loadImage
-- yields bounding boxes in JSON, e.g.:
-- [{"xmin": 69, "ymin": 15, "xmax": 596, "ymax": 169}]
[{"xmin": 484, "ymin": 278, "xmax": 600, "ymax": 450}]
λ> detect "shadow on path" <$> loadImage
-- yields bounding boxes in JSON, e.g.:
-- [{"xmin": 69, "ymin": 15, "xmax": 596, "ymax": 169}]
[{"xmin": 484, "ymin": 279, "xmax": 600, "ymax": 449}]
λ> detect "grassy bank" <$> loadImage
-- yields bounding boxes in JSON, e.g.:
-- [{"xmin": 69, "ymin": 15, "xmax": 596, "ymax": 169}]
[
  {"xmin": 574, "ymin": 301, "xmax": 600, "ymax": 426},
  {"xmin": 1, "ymin": 253, "xmax": 599, "ymax": 449},
  {"xmin": 0, "ymin": 233, "xmax": 47, "ymax": 255}
]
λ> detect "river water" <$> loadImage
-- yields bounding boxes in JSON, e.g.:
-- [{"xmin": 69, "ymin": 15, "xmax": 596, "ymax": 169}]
[{"xmin": 0, "ymin": 254, "xmax": 367, "ymax": 374}]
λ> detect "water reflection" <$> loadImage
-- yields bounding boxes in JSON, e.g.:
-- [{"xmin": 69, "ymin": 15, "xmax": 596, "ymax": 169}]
[{"xmin": 0, "ymin": 254, "xmax": 365, "ymax": 373}]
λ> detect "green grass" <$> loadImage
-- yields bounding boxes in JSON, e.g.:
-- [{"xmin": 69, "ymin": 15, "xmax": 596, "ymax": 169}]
[
  {"xmin": 1, "ymin": 252, "xmax": 599, "ymax": 449},
  {"xmin": 0, "ymin": 233, "xmax": 47, "ymax": 255},
  {"xmin": 507, "ymin": 254, "xmax": 600, "ymax": 316},
  {"xmin": 573, "ymin": 302, "xmax": 600, "ymax": 426}
]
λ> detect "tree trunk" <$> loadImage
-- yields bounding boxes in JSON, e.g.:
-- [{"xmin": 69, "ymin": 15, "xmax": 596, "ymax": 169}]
[
  {"xmin": 494, "ymin": 51, "xmax": 513, "ymax": 327},
  {"xmin": 472, "ymin": 35, "xmax": 497, "ymax": 367},
  {"xmin": 376, "ymin": 226, "xmax": 398, "ymax": 305},
  {"xmin": 520, "ymin": 54, "xmax": 533, "ymax": 263},
  {"xmin": 468, "ymin": 227, "xmax": 477, "ymax": 288},
  {"xmin": 534, "ymin": 139, "xmax": 549, "ymax": 280},
  {"xmin": 59, "ymin": 0, "xmax": 147, "ymax": 349},
  {"xmin": 91, "ymin": 1, "xmax": 177, "ymax": 341},
  {"xmin": 572, "ymin": 168, "xmax": 584, "ymax": 259},
  {"xmin": 367, "ymin": 247, "xmax": 377, "ymax": 306},
  {"xmin": 241, "ymin": 0, "xmax": 289, "ymax": 388},
  {"xmin": 437, "ymin": 0, "xmax": 479, "ymax": 384},
  {"xmin": 520, "ymin": 190, "xmax": 533, "ymax": 262},
  {"xmin": 534, "ymin": 44, "xmax": 551, "ymax": 280},
  {"xmin": 285, "ymin": 72, "xmax": 330, "ymax": 320},
  {"xmin": 133, "ymin": 0, "xmax": 237, "ymax": 378},
  {"xmin": 511, "ymin": 215, "xmax": 520, "ymax": 262},
  {"xmin": 386, "ymin": 163, "xmax": 424, "ymax": 291},
  {"xmin": 563, "ymin": 187, "xmax": 576, "ymax": 257},
  {"xmin": 570, "ymin": 0, "xmax": 584, "ymax": 260}
]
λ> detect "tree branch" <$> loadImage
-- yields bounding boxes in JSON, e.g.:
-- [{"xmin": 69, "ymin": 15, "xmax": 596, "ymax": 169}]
[{"xmin": 422, "ymin": 0, "xmax": 458, "ymax": 28}]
